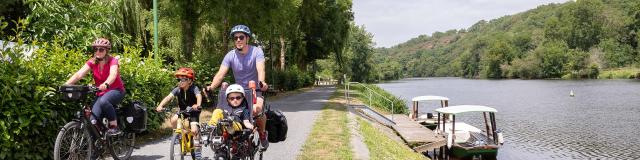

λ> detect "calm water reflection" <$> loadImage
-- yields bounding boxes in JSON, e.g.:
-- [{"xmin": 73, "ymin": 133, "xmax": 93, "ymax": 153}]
[{"xmin": 376, "ymin": 78, "xmax": 640, "ymax": 160}]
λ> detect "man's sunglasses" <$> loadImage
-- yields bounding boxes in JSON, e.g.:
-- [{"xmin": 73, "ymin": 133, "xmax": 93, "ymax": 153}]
[
  {"xmin": 227, "ymin": 96, "xmax": 243, "ymax": 101},
  {"xmin": 233, "ymin": 35, "xmax": 245, "ymax": 41},
  {"xmin": 176, "ymin": 78, "xmax": 190, "ymax": 82}
]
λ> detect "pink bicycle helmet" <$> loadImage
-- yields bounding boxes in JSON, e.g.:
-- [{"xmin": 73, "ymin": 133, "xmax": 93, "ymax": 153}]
[{"xmin": 91, "ymin": 38, "xmax": 111, "ymax": 49}]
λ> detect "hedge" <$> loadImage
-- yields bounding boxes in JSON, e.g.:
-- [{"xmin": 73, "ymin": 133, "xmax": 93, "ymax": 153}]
[{"xmin": 0, "ymin": 39, "xmax": 173, "ymax": 159}]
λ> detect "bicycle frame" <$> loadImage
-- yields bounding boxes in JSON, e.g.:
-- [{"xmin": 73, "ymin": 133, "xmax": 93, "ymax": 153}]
[
  {"xmin": 55, "ymin": 85, "xmax": 135, "ymax": 160},
  {"xmin": 175, "ymin": 113, "xmax": 195, "ymax": 155}
]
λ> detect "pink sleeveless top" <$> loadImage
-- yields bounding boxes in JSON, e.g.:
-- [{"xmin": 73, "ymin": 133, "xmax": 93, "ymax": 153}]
[{"xmin": 86, "ymin": 57, "xmax": 125, "ymax": 96}]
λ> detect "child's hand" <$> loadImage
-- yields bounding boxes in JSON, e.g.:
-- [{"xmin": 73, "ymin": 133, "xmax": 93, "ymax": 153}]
[
  {"xmin": 192, "ymin": 105, "xmax": 200, "ymax": 111},
  {"xmin": 155, "ymin": 106, "xmax": 164, "ymax": 112}
]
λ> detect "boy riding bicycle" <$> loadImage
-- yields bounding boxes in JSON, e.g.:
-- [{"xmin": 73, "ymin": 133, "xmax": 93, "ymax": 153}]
[{"xmin": 155, "ymin": 67, "xmax": 203, "ymax": 159}]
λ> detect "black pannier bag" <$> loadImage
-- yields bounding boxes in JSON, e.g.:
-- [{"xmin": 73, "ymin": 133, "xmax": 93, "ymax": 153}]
[
  {"xmin": 265, "ymin": 105, "xmax": 287, "ymax": 143},
  {"xmin": 121, "ymin": 101, "xmax": 147, "ymax": 133}
]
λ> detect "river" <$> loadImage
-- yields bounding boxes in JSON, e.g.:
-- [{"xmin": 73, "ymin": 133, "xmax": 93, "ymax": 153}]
[{"xmin": 375, "ymin": 78, "xmax": 640, "ymax": 160}]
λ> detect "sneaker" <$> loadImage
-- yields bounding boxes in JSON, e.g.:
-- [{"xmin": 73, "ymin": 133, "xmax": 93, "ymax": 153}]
[
  {"xmin": 259, "ymin": 132, "xmax": 269, "ymax": 151},
  {"xmin": 107, "ymin": 128, "xmax": 122, "ymax": 136},
  {"xmin": 194, "ymin": 151, "xmax": 202, "ymax": 160}
]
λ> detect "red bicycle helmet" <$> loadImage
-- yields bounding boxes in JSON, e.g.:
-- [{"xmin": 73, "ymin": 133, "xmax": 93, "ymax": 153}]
[
  {"xmin": 91, "ymin": 38, "xmax": 111, "ymax": 49},
  {"xmin": 174, "ymin": 67, "xmax": 195, "ymax": 80}
]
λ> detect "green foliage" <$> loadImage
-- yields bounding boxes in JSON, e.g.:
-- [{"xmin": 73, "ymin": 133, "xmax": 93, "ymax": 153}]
[
  {"xmin": 350, "ymin": 84, "xmax": 407, "ymax": 114},
  {"xmin": 599, "ymin": 67, "xmax": 640, "ymax": 79},
  {"xmin": 271, "ymin": 65, "xmax": 313, "ymax": 91},
  {"xmin": 0, "ymin": 20, "xmax": 172, "ymax": 159},
  {"xmin": 377, "ymin": 0, "xmax": 640, "ymax": 80},
  {"xmin": 345, "ymin": 24, "xmax": 375, "ymax": 82},
  {"xmin": 23, "ymin": 0, "xmax": 132, "ymax": 51}
]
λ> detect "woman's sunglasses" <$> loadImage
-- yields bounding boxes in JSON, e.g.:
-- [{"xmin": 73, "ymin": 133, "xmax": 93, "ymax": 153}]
[
  {"xmin": 227, "ymin": 96, "xmax": 243, "ymax": 101},
  {"xmin": 94, "ymin": 47, "xmax": 107, "ymax": 52}
]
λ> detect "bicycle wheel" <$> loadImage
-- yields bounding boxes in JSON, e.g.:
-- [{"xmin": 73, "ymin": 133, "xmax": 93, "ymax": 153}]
[
  {"xmin": 107, "ymin": 132, "xmax": 135, "ymax": 160},
  {"xmin": 170, "ymin": 133, "xmax": 185, "ymax": 160},
  {"xmin": 54, "ymin": 121, "xmax": 93, "ymax": 160}
]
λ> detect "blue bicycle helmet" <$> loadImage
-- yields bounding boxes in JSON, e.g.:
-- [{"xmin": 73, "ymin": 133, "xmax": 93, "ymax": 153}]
[{"xmin": 230, "ymin": 25, "xmax": 252, "ymax": 38}]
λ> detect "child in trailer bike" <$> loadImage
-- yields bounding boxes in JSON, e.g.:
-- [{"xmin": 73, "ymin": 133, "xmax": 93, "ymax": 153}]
[
  {"xmin": 156, "ymin": 67, "xmax": 204, "ymax": 159},
  {"xmin": 208, "ymin": 83, "xmax": 264, "ymax": 159},
  {"xmin": 208, "ymin": 84, "xmax": 254, "ymax": 135}
]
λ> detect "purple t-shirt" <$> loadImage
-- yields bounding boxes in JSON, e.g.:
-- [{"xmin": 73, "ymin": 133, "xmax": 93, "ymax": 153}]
[{"xmin": 221, "ymin": 46, "xmax": 265, "ymax": 89}]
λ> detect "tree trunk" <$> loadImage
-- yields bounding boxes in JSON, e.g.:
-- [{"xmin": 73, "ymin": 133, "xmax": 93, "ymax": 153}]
[
  {"xmin": 280, "ymin": 35, "xmax": 286, "ymax": 71},
  {"xmin": 180, "ymin": 0, "xmax": 198, "ymax": 61}
]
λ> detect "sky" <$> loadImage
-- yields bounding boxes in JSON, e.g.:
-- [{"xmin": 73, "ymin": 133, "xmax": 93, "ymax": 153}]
[{"xmin": 352, "ymin": 0, "xmax": 570, "ymax": 48}]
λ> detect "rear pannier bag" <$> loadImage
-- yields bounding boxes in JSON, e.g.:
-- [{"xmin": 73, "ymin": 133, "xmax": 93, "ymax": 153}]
[
  {"xmin": 121, "ymin": 101, "xmax": 147, "ymax": 133},
  {"xmin": 265, "ymin": 105, "xmax": 287, "ymax": 143}
]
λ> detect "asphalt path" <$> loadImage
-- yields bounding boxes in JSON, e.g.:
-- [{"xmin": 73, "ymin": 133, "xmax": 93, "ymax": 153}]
[{"xmin": 129, "ymin": 86, "xmax": 336, "ymax": 160}]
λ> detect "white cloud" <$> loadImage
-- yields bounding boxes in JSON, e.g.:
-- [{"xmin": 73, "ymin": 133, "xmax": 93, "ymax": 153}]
[{"xmin": 353, "ymin": 0, "xmax": 570, "ymax": 48}]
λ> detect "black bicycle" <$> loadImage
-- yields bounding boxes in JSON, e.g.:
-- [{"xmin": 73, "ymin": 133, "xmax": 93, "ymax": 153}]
[
  {"xmin": 207, "ymin": 82, "xmax": 265, "ymax": 160},
  {"xmin": 54, "ymin": 85, "xmax": 137, "ymax": 160},
  {"xmin": 209, "ymin": 112, "xmax": 263, "ymax": 160}
]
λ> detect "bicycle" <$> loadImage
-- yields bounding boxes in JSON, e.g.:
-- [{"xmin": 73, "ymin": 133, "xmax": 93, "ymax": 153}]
[
  {"xmin": 54, "ymin": 85, "xmax": 136, "ymax": 160},
  {"xmin": 167, "ymin": 106, "xmax": 205, "ymax": 160},
  {"xmin": 208, "ymin": 81, "xmax": 264, "ymax": 160}
]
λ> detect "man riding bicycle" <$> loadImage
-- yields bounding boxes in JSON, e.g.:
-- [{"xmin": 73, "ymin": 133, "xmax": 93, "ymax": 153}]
[
  {"xmin": 207, "ymin": 24, "xmax": 269, "ymax": 150},
  {"xmin": 156, "ymin": 67, "xmax": 203, "ymax": 159},
  {"xmin": 64, "ymin": 38, "xmax": 125, "ymax": 136}
]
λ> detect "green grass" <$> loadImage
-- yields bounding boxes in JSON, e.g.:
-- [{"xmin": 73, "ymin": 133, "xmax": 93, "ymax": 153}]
[
  {"xmin": 356, "ymin": 117, "xmax": 427, "ymax": 160},
  {"xmin": 599, "ymin": 67, "xmax": 640, "ymax": 79},
  {"xmin": 348, "ymin": 84, "xmax": 408, "ymax": 114},
  {"xmin": 298, "ymin": 91, "xmax": 353, "ymax": 160}
]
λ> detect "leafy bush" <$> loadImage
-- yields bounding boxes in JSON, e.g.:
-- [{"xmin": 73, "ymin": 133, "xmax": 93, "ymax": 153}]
[{"xmin": 271, "ymin": 65, "xmax": 313, "ymax": 91}]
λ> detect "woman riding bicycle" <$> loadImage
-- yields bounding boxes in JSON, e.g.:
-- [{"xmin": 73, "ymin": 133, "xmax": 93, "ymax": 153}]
[
  {"xmin": 208, "ymin": 84, "xmax": 254, "ymax": 135},
  {"xmin": 155, "ymin": 67, "xmax": 203, "ymax": 159},
  {"xmin": 64, "ymin": 38, "xmax": 125, "ymax": 135}
]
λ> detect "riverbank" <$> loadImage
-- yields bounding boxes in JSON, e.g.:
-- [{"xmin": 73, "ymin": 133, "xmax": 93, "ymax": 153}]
[{"xmin": 598, "ymin": 67, "xmax": 640, "ymax": 79}]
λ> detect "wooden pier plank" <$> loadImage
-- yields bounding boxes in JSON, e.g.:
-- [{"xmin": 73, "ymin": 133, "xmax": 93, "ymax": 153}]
[{"xmin": 388, "ymin": 114, "xmax": 446, "ymax": 152}]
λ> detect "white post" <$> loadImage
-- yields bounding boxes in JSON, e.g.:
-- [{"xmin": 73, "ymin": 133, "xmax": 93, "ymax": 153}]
[{"xmin": 369, "ymin": 91, "xmax": 372, "ymax": 109}]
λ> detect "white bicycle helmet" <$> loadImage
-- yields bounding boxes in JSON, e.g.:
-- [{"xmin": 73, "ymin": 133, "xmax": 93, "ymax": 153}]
[{"xmin": 226, "ymin": 84, "xmax": 245, "ymax": 97}]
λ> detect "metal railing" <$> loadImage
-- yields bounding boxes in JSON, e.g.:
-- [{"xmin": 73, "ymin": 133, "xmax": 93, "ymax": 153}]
[{"xmin": 345, "ymin": 82, "xmax": 395, "ymax": 121}]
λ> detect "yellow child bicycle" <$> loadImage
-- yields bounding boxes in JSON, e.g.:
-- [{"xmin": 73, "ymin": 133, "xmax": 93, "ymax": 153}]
[{"xmin": 167, "ymin": 107, "xmax": 203, "ymax": 160}]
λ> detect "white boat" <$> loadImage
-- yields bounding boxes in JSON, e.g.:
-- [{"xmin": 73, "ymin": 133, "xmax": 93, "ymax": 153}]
[
  {"xmin": 410, "ymin": 95, "xmax": 450, "ymax": 129},
  {"xmin": 434, "ymin": 105, "xmax": 504, "ymax": 159}
]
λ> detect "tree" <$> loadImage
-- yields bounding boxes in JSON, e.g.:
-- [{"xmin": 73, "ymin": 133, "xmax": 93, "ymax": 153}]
[{"xmin": 346, "ymin": 24, "xmax": 374, "ymax": 82}]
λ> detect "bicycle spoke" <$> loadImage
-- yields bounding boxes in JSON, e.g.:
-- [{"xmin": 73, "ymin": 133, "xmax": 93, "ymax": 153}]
[{"xmin": 57, "ymin": 123, "xmax": 91, "ymax": 160}]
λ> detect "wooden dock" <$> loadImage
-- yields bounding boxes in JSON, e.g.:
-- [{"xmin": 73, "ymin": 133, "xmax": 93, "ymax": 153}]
[{"xmin": 388, "ymin": 114, "xmax": 446, "ymax": 152}]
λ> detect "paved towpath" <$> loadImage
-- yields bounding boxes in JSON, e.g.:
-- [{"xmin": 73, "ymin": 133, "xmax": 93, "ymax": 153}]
[{"xmin": 130, "ymin": 86, "xmax": 336, "ymax": 160}]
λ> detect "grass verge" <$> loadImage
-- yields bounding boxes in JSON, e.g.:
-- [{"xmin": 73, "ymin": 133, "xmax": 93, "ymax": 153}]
[
  {"xmin": 599, "ymin": 67, "xmax": 640, "ymax": 79},
  {"xmin": 356, "ymin": 117, "xmax": 426, "ymax": 160},
  {"xmin": 298, "ymin": 90, "xmax": 353, "ymax": 160}
]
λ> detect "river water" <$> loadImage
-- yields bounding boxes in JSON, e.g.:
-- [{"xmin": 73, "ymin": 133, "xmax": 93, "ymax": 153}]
[{"xmin": 375, "ymin": 78, "xmax": 640, "ymax": 160}]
